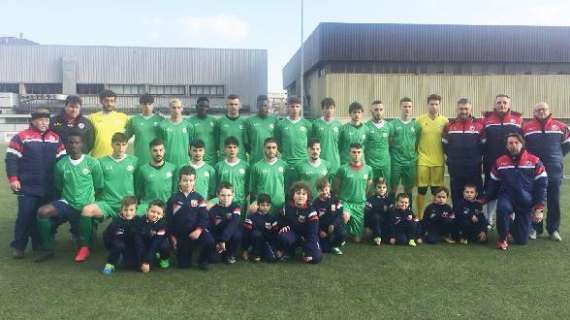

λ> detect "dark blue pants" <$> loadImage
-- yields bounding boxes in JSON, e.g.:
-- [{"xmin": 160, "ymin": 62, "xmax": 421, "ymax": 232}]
[
  {"xmin": 176, "ymin": 230, "xmax": 215, "ymax": 268},
  {"xmin": 319, "ymin": 223, "xmax": 347, "ymax": 252},
  {"xmin": 422, "ymin": 220, "xmax": 459, "ymax": 244},
  {"xmin": 104, "ymin": 235, "xmax": 138, "ymax": 267},
  {"xmin": 11, "ymin": 194, "xmax": 48, "ymax": 251},
  {"xmin": 210, "ymin": 229, "xmax": 242, "ymax": 262},
  {"xmin": 135, "ymin": 236, "xmax": 171, "ymax": 264},
  {"xmin": 242, "ymin": 229, "xmax": 276, "ymax": 261},
  {"xmin": 449, "ymin": 173, "xmax": 483, "ymax": 206},
  {"xmin": 364, "ymin": 212, "xmax": 384, "ymax": 239},
  {"xmin": 277, "ymin": 231, "xmax": 322, "ymax": 264},
  {"xmin": 497, "ymin": 195, "xmax": 532, "ymax": 245},
  {"xmin": 389, "ymin": 221, "xmax": 418, "ymax": 244},
  {"xmin": 533, "ymin": 178, "xmax": 561, "ymax": 235}
]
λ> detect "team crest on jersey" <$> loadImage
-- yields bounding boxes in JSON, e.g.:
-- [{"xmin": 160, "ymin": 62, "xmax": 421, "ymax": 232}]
[
  {"xmin": 239, "ymin": 125, "xmax": 244, "ymax": 130},
  {"xmin": 204, "ymin": 172, "xmax": 210, "ymax": 177},
  {"xmin": 127, "ymin": 165, "xmax": 134, "ymax": 172},
  {"xmin": 225, "ymin": 212, "xmax": 233, "ymax": 220},
  {"xmin": 166, "ymin": 172, "xmax": 173, "ymax": 178},
  {"xmin": 153, "ymin": 122, "xmax": 159, "ymax": 127},
  {"xmin": 278, "ymin": 167, "xmax": 284, "ymax": 173},
  {"xmin": 269, "ymin": 124, "xmax": 275, "ymax": 129},
  {"xmin": 383, "ymin": 133, "xmax": 388, "ymax": 138},
  {"xmin": 190, "ymin": 200, "xmax": 198, "ymax": 207},
  {"xmin": 78, "ymin": 123, "xmax": 85, "ymax": 129},
  {"xmin": 552, "ymin": 125, "xmax": 559, "ymax": 130},
  {"xmin": 363, "ymin": 174, "xmax": 368, "ymax": 180},
  {"xmin": 321, "ymin": 170, "xmax": 328, "ymax": 175},
  {"xmin": 209, "ymin": 122, "xmax": 214, "ymax": 127},
  {"xmin": 300, "ymin": 126, "xmax": 306, "ymax": 132},
  {"xmin": 82, "ymin": 168, "xmax": 90, "ymax": 175},
  {"xmin": 333, "ymin": 127, "xmax": 339, "ymax": 132},
  {"xmin": 297, "ymin": 215, "xmax": 306, "ymax": 223},
  {"xmin": 239, "ymin": 168, "xmax": 246, "ymax": 175},
  {"xmin": 264, "ymin": 222, "xmax": 272, "ymax": 229},
  {"xmin": 182, "ymin": 128, "xmax": 187, "ymax": 133},
  {"xmin": 361, "ymin": 134, "xmax": 366, "ymax": 139},
  {"xmin": 411, "ymin": 128, "xmax": 415, "ymax": 132}
]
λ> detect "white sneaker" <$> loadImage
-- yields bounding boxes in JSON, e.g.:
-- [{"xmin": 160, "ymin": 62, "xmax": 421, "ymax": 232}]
[
  {"xmin": 529, "ymin": 229, "xmax": 537, "ymax": 240},
  {"xmin": 550, "ymin": 231, "xmax": 562, "ymax": 242}
]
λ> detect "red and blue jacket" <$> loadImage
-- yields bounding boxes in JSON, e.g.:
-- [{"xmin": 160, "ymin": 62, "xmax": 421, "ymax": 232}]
[
  {"xmin": 277, "ymin": 204, "xmax": 320, "ymax": 242},
  {"xmin": 5, "ymin": 126, "xmax": 66, "ymax": 197},
  {"xmin": 523, "ymin": 116, "xmax": 570, "ymax": 181},
  {"xmin": 442, "ymin": 116, "xmax": 485, "ymax": 177},
  {"xmin": 486, "ymin": 150, "xmax": 547, "ymax": 209},
  {"xmin": 482, "ymin": 110, "xmax": 523, "ymax": 172}
]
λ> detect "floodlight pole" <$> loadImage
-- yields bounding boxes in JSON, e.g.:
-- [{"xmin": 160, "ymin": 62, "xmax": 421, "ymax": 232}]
[{"xmin": 300, "ymin": 0, "xmax": 304, "ymax": 106}]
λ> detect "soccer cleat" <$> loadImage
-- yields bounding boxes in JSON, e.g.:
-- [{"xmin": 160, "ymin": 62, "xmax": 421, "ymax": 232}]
[
  {"xmin": 159, "ymin": 259, "xmax": 170, "ymax": 269},
  {"xmin": 34, "ymin": 250, "xmax": 54, "ymax": 263},
  {"xmin": 373, "ymin": 237, "xmax": 382, "ymax": 246},
  {"xmin": 252, "ymin": 256, "xmax": 262, "ymax": 262},
  {"xmin": 74, "ymin": 246, "xmax": 90, "ymax": 262},
  {"xmin": 225, "ymin": 256, "xmax": 237, "ymax": 264},
  {"xmin": 12, "ymin": 248, "xmax": 24, "ymax": 259},
  {"xmin": 550, "ymin": 231, "xmax": 562, "ymax": 242},
  {"xmin": 496, "ymin": 240, "xmax": 508, "ymax": 251},
  {"xmin": 529, "ymin": 229, "xmax": 537, "ymax": 240},
  {"xmin": 408, "ymin": 239, "xmax": 417, "ymax": 247},
  {"xmin": 102, "ymin": 263, "xmax": 115, "ymax": 275},
  {"xmin": 443, "ymin": 236, "xmax": 456, "ymax": 244},
  {"xmin": 331, "ymin": 247, "xmax": 343, "ymax": 255},
  {"xmin": 459, "ymin": 239, "xmax": 469, "ymax": 245},
  {"xmin": 241, "ymin": 251, "xmax": 249, "ymax": 261}
]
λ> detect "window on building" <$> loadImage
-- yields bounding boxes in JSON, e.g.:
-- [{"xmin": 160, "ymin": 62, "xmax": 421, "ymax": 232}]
[
  {"xmin": 189, "ymin": 85, "xmax": 224, "ymax": 97},
  {"xmin": 25, "ymin": 83, "xmax": 62, "ymax": 94},
  {"xmin": 76, "ymin": 84, "xmax": 104, "ymax": 95},
  {"xmin": 148, "ymin": 85, "xmax": 186, "ymax": 95},
  {"xmin": 107, "ymin": 84, "xmax": 146, "ymax": 95},
  {"xmin": 0, "ymin": 83, "xmax": 18, "ymax": 93}
]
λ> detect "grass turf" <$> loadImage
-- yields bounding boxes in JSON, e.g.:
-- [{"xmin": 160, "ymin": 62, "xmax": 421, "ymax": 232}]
[{"xmin": 0, "ymin": 147, "xmax": 569, "ymax": 320}]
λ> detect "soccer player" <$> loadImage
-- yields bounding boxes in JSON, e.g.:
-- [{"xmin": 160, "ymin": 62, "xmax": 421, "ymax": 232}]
[
  {"xmin": 78, "ymin": 132, "xmax": 138, "ymax": 261},
  {"xmin": 249, "ymin": 138, "xmax": 287, "ymax": 212},
  {"xmin": 274, "ymin": 97, "xmax": 312, "ymax": 189},
  {"xmin": 442, "ymin": 98, "xmax": 485, "ymax": 206},
  {"xmin": 215, "ymin": 94, "xmax": 247, "ymax": 160},
  {"xmin": 245, "ymin": 95, "xmax": 277, "ymax": 165},
  {"xmin": 89, "ymin": 90, "xmax": 129, "ymax": 158},
  {"xmin": 35, "ymin": 132, "xmax": 103, "ymax": 262},
  {"xmin": 416, "ymin": 94, "xmax": 448, "ymax": 217},
  {"xmin": 390, "ymin": 97, "xmax": 421, "ymax": 206},
  {"xmin": 158, "ymin": 98, "xmax": 194, "ymax": 167},
  {"xmin": 134, "ymin": 199, "xmax": 171, "ymax": 273},
  {"xmin": 339, "ymin": 102, "xmax": 368, "ymax": 165},
  {"xmin": 6, "ymin": 109, "xmax": 65, "ymax": 258},
  {"xmin": 50, "ymin": 95, "xmax": 94, "ymax": 154},
  {"xmin": 335, "ymin": 143, "xmax": 373, "ymax": 241},
  {"xmin": 364, "ymin": 100, "xmax": 393, "ymax": 185},
  {"xmin": 124, "ymin": 94, "xmax": 163, "ymax": 165},
  {"xmin": 293, "ymin": 138, "xmax": 331, "ymax": 198},
  {"xmin": 187, "ymin": 97, "xmax": 217, "ymax": 166},
  {"xmin": 167, "ymin": 166, "xmax": 214, "ymax": 270},
  {"xmin": 135, "ymin": 138, "xmax": 177, "ymax": 215},
  {"xmin": 184, "ymin": 139, "xmax": 216, "ymax": 200},
  {"xmin": 209, "ymin": 183, "xmax": 242, "ymax": 264},
  {"xmin": 311, "ymin": 97, "xmax": 342, "ymax": 174},
  {"xmin": 523, "ymin": 102, "xmax": 570, "ymax": 240},
  {"xmin": 214, "ymin": 136, "xmax": 249, "ymax": 212},
  {"xmin": 242, "ymin": 193, "xmax": 277, "ymax": 262}
]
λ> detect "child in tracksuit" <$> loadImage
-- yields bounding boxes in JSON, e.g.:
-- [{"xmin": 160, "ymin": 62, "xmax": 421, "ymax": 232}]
[
  {"xmin": 387, "ymin": 193, "xmax": 420, "ymax": 246},
  {"xmin": 134, "ymin": 199, "xmax": 171, "ymax": 273},
  {"xmin": 421, "ymin": 187, "xmax": 457, "ymax": 244},
  {"xmin": 456, "ymin": 184, "xmax": 489, "ymax": 244},
  {"xmin": 276, "ymin": 182, "xmax": 322, "ymax": 264},
  {"xmin": 364, "ymin": 178, "xmax": 391, "ymax": 246},
  {"xmin": 167, "ymin": 166, "xmax": 214, "ymax": 271},
  {"xmin": 209, "ymin": 182, "xmax": 242, "ymax": 264},
  {"xmin": 242, "ymin": 193, "xmax": 278, "ymax": 262},
  {"xmin": 102, "ymin": 196, "xmax": 139, "ymax": 275},
  {"xmin": 313, "ymin": 177, "xmax": 346, "ymax": 255}
]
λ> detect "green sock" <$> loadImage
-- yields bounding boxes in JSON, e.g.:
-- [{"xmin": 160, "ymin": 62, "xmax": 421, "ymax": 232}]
[
  {"xmin": 79, "ymin": 216, "xmax": 92, "ymax": 247},
  {"xmin": 37, "ymin": 217, "xmax": 54, "ymax": 251}
]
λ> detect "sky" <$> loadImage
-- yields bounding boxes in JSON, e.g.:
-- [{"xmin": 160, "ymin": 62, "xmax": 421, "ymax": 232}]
[{"xmin": 2, "ymin": 0, "xmax": 570, "ymax": 92}]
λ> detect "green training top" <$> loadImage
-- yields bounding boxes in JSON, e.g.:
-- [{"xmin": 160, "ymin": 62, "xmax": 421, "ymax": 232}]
[
  {"xmin": 336, "ymin": 163, "xmax": 372, "ymax": 203},
  {"xmin": 245, "ymin": 115, "xmax": 277, "ymax": 164},
  {"xmin": 293, "ymin": 159, "xmax": 331, "ymax": 199},
  {"xmin": 274, "ymin": 117, "xmax": 312, "ymax": 166},
  {"xmin": 186, "ymin": 162, "xmax": 216, "ymax": 199},
  {"xmin": 311, "ymin": 118, "xmax": 342, "ymax": 173},
  {"xmin": 187, "ymin": 115, "xmax": 217, "ymax": 165},
  {"xmin": 158, "ymin": 119, "xmax": 194, "ymax": 167},
  {"xmin": 55, "ymin": 155, "xmax": 104, "ymax": 210},
  {"xmin": 124, "ymin": 114, "xmax": 163, "ymax": 165},
  {"xmin": 249, "ymin": 159, "xmax": 287, "ymax": 208},
  {"xmin": 214, "ymin": 158, "xmax": 249, "ymax": 202},
  {"xmin": 389, "ymin": 118, "xmax": 421, "ymax": 165},
  {"xmin": 135, "ymin": 162, "xmax": 177, "ymax": 203},
  {"xmin": 338, "ymin": 123, "xmax": 368, "ymax": 165},
  {"xmin": 215, "ymin": 115, "xmax": 247, "ymax": 160},
  {"xmin": 364, "ymin": 120, "xmax": 393, "ymax": 169},
  {"xmin": 97, "ymin": 154, "xmax": 138, "ymax": 208}
]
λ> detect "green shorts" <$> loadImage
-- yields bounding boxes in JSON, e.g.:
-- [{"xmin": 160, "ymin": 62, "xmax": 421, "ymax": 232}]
[
  {"xmin": 371, "ymin": 163, "xmax": 391, "ymax": 186},
  {"xmin": 343, "ymin": 201, "xmax": 365, "ymax": 238},
  {"xmin": 390, "ymin": 161, "xmax": 416, "ymax": 190},
  {"xmin": 94, "ymin": 201, "xmax": 121, "ymax": 219}
]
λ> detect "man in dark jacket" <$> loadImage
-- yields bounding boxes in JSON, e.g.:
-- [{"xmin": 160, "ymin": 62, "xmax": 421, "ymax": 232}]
[{"xmin": 50, "ymin": 95, "xmax": 95, "ymax": 154}]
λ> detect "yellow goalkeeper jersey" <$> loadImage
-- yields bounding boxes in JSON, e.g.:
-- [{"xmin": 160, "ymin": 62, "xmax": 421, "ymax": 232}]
[
  {"xmin": 88, "ymin": 111, "xmax": 129, "ymax": 158},
  {"xmin": 416, "ymin": 113, "xmax": 448, "ymax": 167}
]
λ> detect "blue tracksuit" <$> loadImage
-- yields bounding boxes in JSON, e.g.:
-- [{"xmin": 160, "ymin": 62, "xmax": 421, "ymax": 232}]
[
  {"xmin": 209, "ymin": 202, "xmax": 242, "ymax": 261},
  {"xmin": 277, "ymin": 204, "xmax": 322, "ymax": 264},
  {"xmin": 455, "ymin": 199, "xmax": 488, "ymax": 242},
  {"xmin": 387, "ymin": 207, "xmax": 418, "ymax": 244},
  {"xmin": 486, "ymin": 150, "xmax": 548, "ymax": 244},
  {"xmin": 364, "ymin": 194, "xmax": 391, "ymax": 239},
  {"xmin": 103, "ymin": 217, "xmax": 138, "ymax": 268},
  {"xmin": 523, "ymin": 116, "xmax": 570, "ymax": 234},
  {"xmin": 134, "ymin": 216, "xmax": 171, "ymax": 264},
  {"xmin": 166, "ymin": 191, "xmax": 214, "ymax": 268},
  {"xmin": 313, "ymin": 194, "xmax": 346, "ymax": 252},
  {"xmin": 421, "ymin": 203, "xmax": 457, "ymax": 244},
  {"xmin": 242, "ymin": 211, "xmax": 277, "ymax": 261}
]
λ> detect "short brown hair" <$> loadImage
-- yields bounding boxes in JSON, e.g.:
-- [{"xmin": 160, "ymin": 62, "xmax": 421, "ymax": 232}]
[{"xmin": 427, "ymin": 94, "xmax": 442, "ymax": 103}]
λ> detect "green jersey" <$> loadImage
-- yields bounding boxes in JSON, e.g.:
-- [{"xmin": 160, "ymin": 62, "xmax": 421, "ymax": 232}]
[
  {"xmin": 186, "ymin": 162, "xmax": 216, "ymax": 199},
  {"xmin": 55, "ymin": 155, "xmax": 104, "ymax": 210},
  {"xmin": 215, "ymin": 115, "xmax": 247, "ymax": 160},
  {"xmin": 135, "ymin": 162, "xmax": 177, "ymax": 203},
  {"xmin": 214, "ymin": 159, "xmax": 249, "ymax": 202},
  {"xmin": 187, "ymin": 115, "xmax": 217, "ymax": 165},
  {"xmin": 364, "ymin": 120, "xmax": 393, "ymax": 169},
  {"xmin": 245, "ymin": 115, "xmax": 277, "ymax": 164},
  {"xmin": 293, "ymin": 159, "xmax": 331, "ymax": 198},
  {"xmin": 249, "ymin": 159, "xmax": 287, "ymax": 208},
  {"xmin": 311, "ymin": 118, "xmax": 342, "ymax": 173},
  {"xmin": 339, "ymin": 123, "xmax": 368, "ymax": 165},
  {"xmin": 274, "ymin": 117, "xmax": 312, "ymax": 166},
  {"xmin": 124, "ymin": 114, "xmax": 163, "ymax": 165},
  {"xmin": 336, "ymin": 164, "xmax": 372, "ymax": 203},
  {"xmin": 158, "ymin": 119, "xmax": 194, "ymax": 167},
  {"xmin": 390, "ymin": 118, "xmax": 421, "ymax": 165},
  {"xmin": 97, "ymin": 155, "xmax": 138, "ymax": 207}
]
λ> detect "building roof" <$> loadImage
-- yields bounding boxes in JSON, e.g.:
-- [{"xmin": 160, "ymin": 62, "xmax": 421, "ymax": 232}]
[
  {"xmin": 0, "ymin": 37, "xmax": 38, "ymax": 46},
  {"xmin": 283, "ymin": 23, "xmax": 570, "ymax": 87}
]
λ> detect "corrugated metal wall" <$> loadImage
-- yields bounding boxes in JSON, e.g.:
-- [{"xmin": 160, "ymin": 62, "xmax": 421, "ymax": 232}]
[
  {"xmin": 0, "ymin": 45, "xmax": 267, "ymax": 108},
  {"xmin": 308, "ymin": 73, "xmax": 570, "ymax": 119}
]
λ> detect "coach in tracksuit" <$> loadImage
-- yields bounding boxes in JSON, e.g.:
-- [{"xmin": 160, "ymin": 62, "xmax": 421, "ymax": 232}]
[
  {"xmin": 5, "ymin": 109, "xmax": 66, "ymax": 258},
  {"xmin": 486, "ymin": 133, "xmax": 547, "ymax": 250},
  {"xmin": 50, "ymin": 95, "xmax": 95, "ymax": 154},
  {"xmin": 523, "ymin": 102, "xmax": 570, "ymax": 241},
  {"xmin": 482, "ymin": 94, "xmax": 523, "ymax": 226},
  {"xmin": 442, "ymin": 98, "xmax": 485, "ymax": 205}
]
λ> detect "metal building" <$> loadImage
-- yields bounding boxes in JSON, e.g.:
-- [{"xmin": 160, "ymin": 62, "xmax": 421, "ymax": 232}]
[
  {"xmin": 0, "ymin": 39, "xmax": 268, "ymax": 114},
  {"xmin": 283, "ymin": 23, "xmax": 570, "ymax": 119}
]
